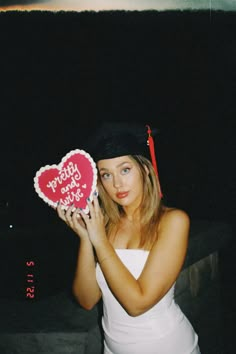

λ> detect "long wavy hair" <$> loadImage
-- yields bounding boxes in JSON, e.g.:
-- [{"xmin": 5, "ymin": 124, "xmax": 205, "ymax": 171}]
[{"xmin": 97, "ymin": 155, "xmax": 165, "ymax": 250}]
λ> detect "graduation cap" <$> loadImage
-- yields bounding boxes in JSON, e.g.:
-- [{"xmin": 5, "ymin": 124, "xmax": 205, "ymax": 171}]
[{"xmin": 85, "ymin": 121, "xmax": 163, "ymax": 198}]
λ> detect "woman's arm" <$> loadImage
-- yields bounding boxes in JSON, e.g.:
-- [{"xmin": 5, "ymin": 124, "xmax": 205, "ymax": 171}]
[
  {"xmin": 57, "ymin": 204, "xmax": 101, "ymax": 310},
  {"xmin": 72, "ymin": 237, "xmax": 101, "ymax": 310},
  {"xmin": 82, "ymin": 199, "xmax": 189, "ymax": 316}
]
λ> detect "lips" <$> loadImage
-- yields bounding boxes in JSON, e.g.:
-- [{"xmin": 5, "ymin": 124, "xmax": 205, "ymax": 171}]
[{"xmin": 116, "ymin": 192, "xmax": 129, "ymax": 199}]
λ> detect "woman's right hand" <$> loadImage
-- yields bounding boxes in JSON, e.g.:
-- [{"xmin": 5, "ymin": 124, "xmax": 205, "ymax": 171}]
[{"xmin": 56, "ymin": 203, "xmax": 89, "ymax": 241}]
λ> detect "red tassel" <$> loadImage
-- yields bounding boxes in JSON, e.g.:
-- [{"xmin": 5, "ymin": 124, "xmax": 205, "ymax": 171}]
[{"xmin": 146, "ymin": 125, "xmax": 163, "ymax": 198}]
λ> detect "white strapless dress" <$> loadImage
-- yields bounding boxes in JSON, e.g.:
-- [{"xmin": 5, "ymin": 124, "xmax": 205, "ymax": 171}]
[{"xmin": 96, "ymin": 249, "xmax": 200, "ymax": 354}]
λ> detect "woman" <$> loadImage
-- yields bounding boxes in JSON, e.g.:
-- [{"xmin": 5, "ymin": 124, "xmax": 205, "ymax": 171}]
[{"xmin": 57, "ymin": 122, "xmax": 200, "ymax": 354}]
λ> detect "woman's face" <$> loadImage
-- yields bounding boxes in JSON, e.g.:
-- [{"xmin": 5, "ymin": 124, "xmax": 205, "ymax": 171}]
[{"xmin": 97, "ymin": 155, "xmax": 144, "ymax": 209}]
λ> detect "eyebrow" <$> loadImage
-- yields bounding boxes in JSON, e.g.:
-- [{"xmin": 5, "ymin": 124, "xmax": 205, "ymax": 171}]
[{"xmin": 99, "ymin": 161, "xmax": 131, "ymax": 172}]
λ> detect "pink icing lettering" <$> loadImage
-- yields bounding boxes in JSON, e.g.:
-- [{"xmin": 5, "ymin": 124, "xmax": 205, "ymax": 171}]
[
  {"xmin": 60, "ymin": 188, "xmax": 84, "ymax": 206},
  {"xmin": 61, "ymin": 176, "xmax": 81, "ymax": 194},
  {"xmin": 46, "ymin": 163, "xmax": 82, "ymax": 193},
  {"xmin": 46, "ymin": 180, "xmax": 57, "ymax": 193}
]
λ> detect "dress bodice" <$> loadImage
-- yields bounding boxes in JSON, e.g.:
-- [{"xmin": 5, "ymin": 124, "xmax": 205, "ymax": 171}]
[
  {"xmin": 96, "ymin": 249, "xmax": 182, "ymax": 339},
  {"xmin": 95, "ymin": 249, "xmax": 199, "ymax": 354}
]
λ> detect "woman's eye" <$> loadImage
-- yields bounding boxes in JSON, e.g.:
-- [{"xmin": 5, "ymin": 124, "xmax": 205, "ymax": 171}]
[
  {"xmin": 101, "ymin": 173, "xmax": 111, "ymax": 180},
  {"xmin": 121, "ymin": 167, "xmax": 130, "ymax": 175}
]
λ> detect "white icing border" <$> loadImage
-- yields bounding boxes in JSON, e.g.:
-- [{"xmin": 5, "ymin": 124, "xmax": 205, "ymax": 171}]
[{"xmin": 33, "ymin": 149, "xmax": 97, "ymax": 214}]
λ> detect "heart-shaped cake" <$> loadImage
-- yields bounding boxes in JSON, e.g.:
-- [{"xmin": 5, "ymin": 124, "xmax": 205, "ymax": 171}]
[{"xmin": 34, "ymin": 149, "xmax": 97, "ymax": 213}]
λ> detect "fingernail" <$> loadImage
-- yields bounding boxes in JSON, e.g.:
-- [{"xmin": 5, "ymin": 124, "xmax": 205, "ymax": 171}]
[
  {"xmin": 86, "ymin": 197, "xmax": 90, "ymax": 202},
  {"xmin": 93, "ymin": 191, "xmax": 98, "ymax": 197}
]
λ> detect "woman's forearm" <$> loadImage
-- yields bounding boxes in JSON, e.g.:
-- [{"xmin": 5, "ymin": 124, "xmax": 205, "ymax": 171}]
[
  {"xmin": 95, "ymin": 240, "xmax": 143, "ymax": 316},
  {"xmin": 72, "ymin": 238, "xmax": 101, "ymax": 309}
]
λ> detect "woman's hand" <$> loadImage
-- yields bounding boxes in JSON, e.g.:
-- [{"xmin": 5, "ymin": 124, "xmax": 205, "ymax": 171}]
[
  {"xmin": 56, "ymin": 203, "xmax": 89, "ymax": 240},
  {"xmin": 78, "ymin": 193, "xmax": 107, "ymax": 248}
]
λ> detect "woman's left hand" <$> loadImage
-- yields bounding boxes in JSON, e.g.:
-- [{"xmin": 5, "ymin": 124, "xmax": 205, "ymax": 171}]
[{"xmin": 79, "ymin": 193, "xmax": 107, "ymax": 248}]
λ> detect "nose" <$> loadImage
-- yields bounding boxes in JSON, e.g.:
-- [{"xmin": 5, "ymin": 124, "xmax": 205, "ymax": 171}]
[{"xmin": 113, "ymin": 174, "xmax": 122, "ymax": 189}]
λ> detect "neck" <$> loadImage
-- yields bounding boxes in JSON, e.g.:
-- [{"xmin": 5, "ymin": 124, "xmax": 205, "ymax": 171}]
[{"xmin": 123, "ymin": 207, "xmax": 140, "ymax": 223}]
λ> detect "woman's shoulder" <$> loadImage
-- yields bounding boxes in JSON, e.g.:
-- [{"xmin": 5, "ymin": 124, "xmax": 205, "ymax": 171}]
[{"xmin": 159, "ymin": 206, "xmax": 190, "ymax": 232}]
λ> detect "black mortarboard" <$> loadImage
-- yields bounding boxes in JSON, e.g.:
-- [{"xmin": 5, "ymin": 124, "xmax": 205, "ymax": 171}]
[
  {"xmin": 86, "ymin": 121, "xmax": 163, "ymax": 198},
  {"xmin": 86, "ymin": 121, "xmax": 157, "ymax": 162},
  {"xmin": 85, "ymin": 121, "xmax": 163, "ymax": 198}
]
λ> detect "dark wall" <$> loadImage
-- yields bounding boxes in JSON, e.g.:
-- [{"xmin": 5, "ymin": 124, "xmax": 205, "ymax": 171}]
[{"xmin": 0, "ymin": 10, "xmax": 235, "ymax": 228}]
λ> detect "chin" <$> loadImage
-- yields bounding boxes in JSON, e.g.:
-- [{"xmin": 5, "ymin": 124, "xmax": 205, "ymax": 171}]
[{"xmin": 116, "ymin": 199, "xmax": 132, "ymax": 207}]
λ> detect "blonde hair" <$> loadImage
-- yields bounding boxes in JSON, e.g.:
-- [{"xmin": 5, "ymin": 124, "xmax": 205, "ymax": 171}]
[{"xmin": 97, "ymin": 155, "xmax": 165, "ymax": 249}]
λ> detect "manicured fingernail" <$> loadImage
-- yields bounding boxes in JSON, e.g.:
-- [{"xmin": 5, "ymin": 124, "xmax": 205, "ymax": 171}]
[
  {"xmin": 93, "ymin": 191, "xmax": 98, "ymax": 197},
  {"xmin": 86, "ymin": 197, "xmax": 90, "ymax": 202}
]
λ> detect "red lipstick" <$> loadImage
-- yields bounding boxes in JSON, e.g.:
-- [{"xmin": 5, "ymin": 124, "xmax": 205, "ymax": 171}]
[{"xmin": 116, "ymin": 192, "xmax": 129, "ymax": 199}]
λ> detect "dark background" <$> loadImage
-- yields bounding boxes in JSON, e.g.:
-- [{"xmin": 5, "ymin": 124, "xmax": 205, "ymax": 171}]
[{"xmin": 0, "ymin": 10, "xmax": 235, "ymax": 299}]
